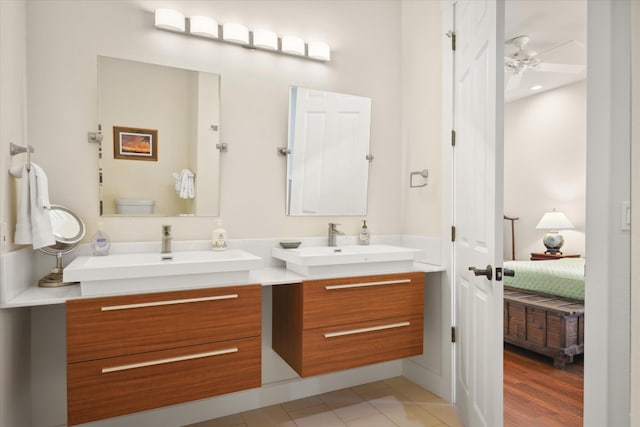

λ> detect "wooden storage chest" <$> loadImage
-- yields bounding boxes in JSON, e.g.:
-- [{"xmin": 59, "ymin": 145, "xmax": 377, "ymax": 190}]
[{"xmin": 503, "ymin": 287, "xmax": 584, "ymax": 368}]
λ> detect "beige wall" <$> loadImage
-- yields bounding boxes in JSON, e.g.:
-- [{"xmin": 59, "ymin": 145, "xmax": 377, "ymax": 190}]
[
  {"xmin": 503, "ymin": 81, "xmax": 586, "ymax": 260},
  {"xmin": 0, "ymin": 1, "xmax": 33, "ymax": 426},
  {"xmin": 400, "ymin": 0, "xmax": 442, "ymax": 236},
  {"xmin": 3, "ymin": 3, "xmax": 442, "ymax": 424},
  {"xmin": 23, "ymin": 0, "xmax": 426, "ymax": 243},
  {"xmin": 1, "ymin": 0, "xmax": 28, "ymax": 255}
]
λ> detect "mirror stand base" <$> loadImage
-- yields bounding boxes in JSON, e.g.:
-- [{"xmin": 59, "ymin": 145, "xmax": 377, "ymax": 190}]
[{"xmin": 38, "ymin": 268, "xmax": 78, "ymax": 288}]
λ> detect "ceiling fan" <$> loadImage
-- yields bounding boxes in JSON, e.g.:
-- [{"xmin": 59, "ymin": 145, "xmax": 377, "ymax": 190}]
[{"xmin": 504, "ymin": 35, "xmax": 585, "ymax": 91}]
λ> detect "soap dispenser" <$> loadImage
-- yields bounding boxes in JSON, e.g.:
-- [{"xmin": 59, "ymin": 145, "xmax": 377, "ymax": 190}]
[
  {"xmin": 91, "ymin": 222, "xmax": 110, "ymax": 256},
  {"xmin": 212, "ymin": 220, "xmax": 227, "ymax": 251},
  {"xmin": 359, "ymin": 220, "xmax": 370, "ymax": 245}
]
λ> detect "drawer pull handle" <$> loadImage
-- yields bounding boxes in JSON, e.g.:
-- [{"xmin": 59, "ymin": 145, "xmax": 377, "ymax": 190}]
[
  {"xmin": 324, "ymin": 279, "xmax": 411, "ymax": 290},
  {"xmin": 101, "ymin": 294, "xmax": 238, "ymax": 311},
  {"xmin": 101, "ymin": 347, "xmax": 239, "ymax": 373},
  {"xmin": 324, "ymin": 321, "xmax": 411, "ymax": 338}
]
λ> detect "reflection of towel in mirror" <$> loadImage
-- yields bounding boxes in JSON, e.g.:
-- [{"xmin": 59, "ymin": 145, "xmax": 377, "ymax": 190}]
[
  {"xmin": 173, "ymin": 169, "xmax": 195, "ymax": 199},
  {"xmin": 12, "ymin": 163, "xmax": 55, "ymax": 250}
]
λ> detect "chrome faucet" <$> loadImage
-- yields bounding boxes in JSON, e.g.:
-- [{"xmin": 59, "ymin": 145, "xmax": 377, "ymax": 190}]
[
  {"xmin": 161, "ymin": 224, "xmax": 172, "ymax": 255},
  {"xmin": 328, "ymin": 223, "xmax": 344, "ymax": 247}
]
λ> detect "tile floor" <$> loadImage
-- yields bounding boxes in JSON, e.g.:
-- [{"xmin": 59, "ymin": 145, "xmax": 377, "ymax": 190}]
[{"xmin": 185, "ymin": 376, "xmax": 464, "ymax": 427}]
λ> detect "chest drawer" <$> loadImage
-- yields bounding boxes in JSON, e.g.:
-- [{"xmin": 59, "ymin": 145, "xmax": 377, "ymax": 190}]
[
  {"xmin": 302, "ymin": 272, "xmax": 424, "ymax": 329},
  {"xmin": 67, "ymin": 285, "xmax": 261, "ymax": 363},
  {"xmin": 300, "ymin": 315, "xmax": 424, "ymax": 377},
  {"xmin": 67, "ymin": 336, "xmax": 261, "ymax": 426}
]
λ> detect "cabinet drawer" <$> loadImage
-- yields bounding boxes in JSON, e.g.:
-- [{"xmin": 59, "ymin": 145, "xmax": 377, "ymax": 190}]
[
  {"xmin": 302, "ymin": 272, "xmax": 424, "ymax": 329},
  {"xmin": 67, "ymin": 285, "xmax": 261, "ymax": 363},
  {"xmin": 67, "ymin": 337, "xmax": 261, "ymax": 426},
  {"xmin": 299, "ymin": 315, "xmax": 423, "ymax": 377}
]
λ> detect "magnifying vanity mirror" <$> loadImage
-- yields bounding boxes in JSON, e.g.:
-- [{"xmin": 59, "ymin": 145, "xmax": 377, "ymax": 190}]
[
  {"xmin": 97, "ymin": 56, "xmax": 221, "ymax": 217},
  {"xmin": 39, "ymin": 206, "xmax": 86, "ymax": 287},
  {"xmin": 286, "ymin": 86, "xmax": 372, "ymax": 216}
]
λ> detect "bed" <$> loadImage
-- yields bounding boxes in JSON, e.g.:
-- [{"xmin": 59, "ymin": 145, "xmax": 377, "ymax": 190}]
[{"xmin": 503, "ymin": 257, "xmax": 585, "ymax": 368}]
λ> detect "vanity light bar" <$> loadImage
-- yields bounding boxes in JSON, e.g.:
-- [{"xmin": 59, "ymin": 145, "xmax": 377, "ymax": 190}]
[{"xmin": 154, "ymin": 8, "xmax": 331, "ymax": 62}]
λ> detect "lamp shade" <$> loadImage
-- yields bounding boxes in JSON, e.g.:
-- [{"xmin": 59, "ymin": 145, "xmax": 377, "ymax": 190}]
[
  {"xmin": 281, "ymin": 36, "xmax": 305, "ymax": 55},
  {"xmin": 308, "ymin": 41, "xmax": 331, "ymax": 61},
  {"xmin": 189, "ymin": 16, "xmax": 218, "ymax": 38},
  {"xmin": 155, "ymin": 8, "xmax": 185, "ymax": 32},
  {"xmin": 535, "ymin": 211, "xmax": 574, "ymax": 231},
  {"xmin": 223, "ymin": 23, "xmax": 250, "ymax": 44},
  {"xmin": 253, "ymin": 29, "xmax": 278, "ymax": 50}
]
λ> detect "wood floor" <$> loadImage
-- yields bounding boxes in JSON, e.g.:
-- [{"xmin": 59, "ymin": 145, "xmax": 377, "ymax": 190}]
[{"xmin": 504, "ymin": 343, "xmax": 584, "ymax": 427}]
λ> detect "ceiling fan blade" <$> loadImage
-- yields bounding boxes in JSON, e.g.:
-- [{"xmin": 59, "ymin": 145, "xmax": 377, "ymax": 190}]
[
  {"xmin": 531, "ymin": 39, "xmax": 585, "ymax": 60},
  {"xmin": 506, "ymin": 72, "xmax": 522, "ymax": 91},
  {"xmin": 535, "ymin": 62, "xmax": 586, "ymax": 73}
]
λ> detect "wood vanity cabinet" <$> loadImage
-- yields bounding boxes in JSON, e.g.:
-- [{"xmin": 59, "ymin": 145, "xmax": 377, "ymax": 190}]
[
  {"xmin": 66, "ymin": 285, "xmax": 262, "ymax": 426},
  {"xmin": 272, "ymin": 272, "xmax": 424, "ymax": 377}
]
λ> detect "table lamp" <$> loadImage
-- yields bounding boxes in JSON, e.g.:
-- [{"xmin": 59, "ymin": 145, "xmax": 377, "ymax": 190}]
[{"xmin": 535, "ymin": 209, "xmax": 574, "ymax": 254}]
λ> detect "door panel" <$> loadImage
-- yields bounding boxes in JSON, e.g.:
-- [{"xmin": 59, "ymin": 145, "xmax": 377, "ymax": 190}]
[{"xmin": 452, "ymin": 0, "xmax": 504, "ymax": 426}]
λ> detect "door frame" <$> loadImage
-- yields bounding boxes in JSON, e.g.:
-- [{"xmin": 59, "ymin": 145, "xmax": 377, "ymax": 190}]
[
  {"xmin": 440, "ymin": 0, "xmax": 633, "ymax": 424},
  {"xmin": 631, "ymin": 2, "xmax": 640, "ymax": 424},
  {"xmin": 584, "ymin": 0, "xmax": 632, "ymax": 425}
]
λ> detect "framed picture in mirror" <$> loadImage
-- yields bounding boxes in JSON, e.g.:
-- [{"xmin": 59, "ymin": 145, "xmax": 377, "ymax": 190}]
[{"xmin": 113, "ymin": 126, "xmax": 158, "ymax": 161}]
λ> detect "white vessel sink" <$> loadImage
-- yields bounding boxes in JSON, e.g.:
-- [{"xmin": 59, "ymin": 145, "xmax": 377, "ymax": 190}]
[
  {"xmin": 272, "ymin": 244, "xmax": 422, "ymax": 277},
  {"xmin": 64, "ymin": 250, "xmax": 263, "ymax": 296}
]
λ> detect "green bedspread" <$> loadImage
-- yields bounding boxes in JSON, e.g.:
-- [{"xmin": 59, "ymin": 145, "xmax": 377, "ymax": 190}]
[{"xmin": 503, "ymin": 258, "xmax": 585, "ymax": 301}]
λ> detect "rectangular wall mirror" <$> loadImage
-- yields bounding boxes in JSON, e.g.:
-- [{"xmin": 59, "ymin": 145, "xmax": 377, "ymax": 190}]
[
  {"xmin": 286, "ymin": 86, "xmax": 372, "ymax": 216},
  {"xmin": 98, "ymin": 56, "xmax": 221, "ymax": 217}
]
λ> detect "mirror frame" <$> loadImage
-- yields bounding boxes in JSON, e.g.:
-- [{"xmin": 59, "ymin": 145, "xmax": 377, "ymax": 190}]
[
  {"xmin": 97, "ymin": 56, "xmax": 222, "ymax": 217},
  {"xmin": 41, "ymin": 205, "xmax": 86, "ymax": 256},
  {"xmin": 286, "ymin": 86, "xmax": 373, "ymax": 216}
]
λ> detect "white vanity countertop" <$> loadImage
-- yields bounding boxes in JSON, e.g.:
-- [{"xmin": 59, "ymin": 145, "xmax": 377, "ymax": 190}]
[
  {"xmin": 1, "ymin": 236, "xmax": 444, "ymax": 308},
  {"xmin": 2, "ymin": 262, "xmax": 444, "ymax": 308}
]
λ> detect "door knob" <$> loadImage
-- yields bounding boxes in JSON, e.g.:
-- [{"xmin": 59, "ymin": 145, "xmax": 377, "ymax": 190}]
[{"xmin": 468, "ymin": 265, "xmax": 493, "ymax": 281}]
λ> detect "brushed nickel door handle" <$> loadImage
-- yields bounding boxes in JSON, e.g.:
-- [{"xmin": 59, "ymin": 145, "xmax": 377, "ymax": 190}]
[{"xmin": 468, "ymin": 265, "xmax": 493, "ymax": 281}]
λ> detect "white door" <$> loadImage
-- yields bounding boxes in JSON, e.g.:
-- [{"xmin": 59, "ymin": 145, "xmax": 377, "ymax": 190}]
[{"xmin": 452, "ymin": 0, "xmax": 504, "ymax": 426}]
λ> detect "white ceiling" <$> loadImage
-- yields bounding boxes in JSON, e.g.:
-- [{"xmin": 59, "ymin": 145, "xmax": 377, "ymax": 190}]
[{"xmin": 504, "ymin": 0, "xmax": 587, "ymax": 103}]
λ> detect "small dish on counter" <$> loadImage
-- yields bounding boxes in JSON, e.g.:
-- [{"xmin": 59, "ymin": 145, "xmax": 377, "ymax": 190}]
[{"xmin": 279, "ymin": 241, "xmax": 302, "ymax": 249}]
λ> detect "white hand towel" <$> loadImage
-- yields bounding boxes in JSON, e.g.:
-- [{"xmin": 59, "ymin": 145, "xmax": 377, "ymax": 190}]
[
  {"xmin": 30, "ymin": 163, "xmax": 55, "ymax": 249},
  {"xmin": 172, "ymin": 172, "xmax": 181, "ymax": 193},
  {"xmin": 14, "ymin": 164, "xmax": 32, "ymax": 245},
  {"xmin": 175, "ymin": 169, "xmax": 195, "ymax": 199},
  {"xmin": 13, "ymin": 163, "xmax": 55, "ymax": 250}
]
